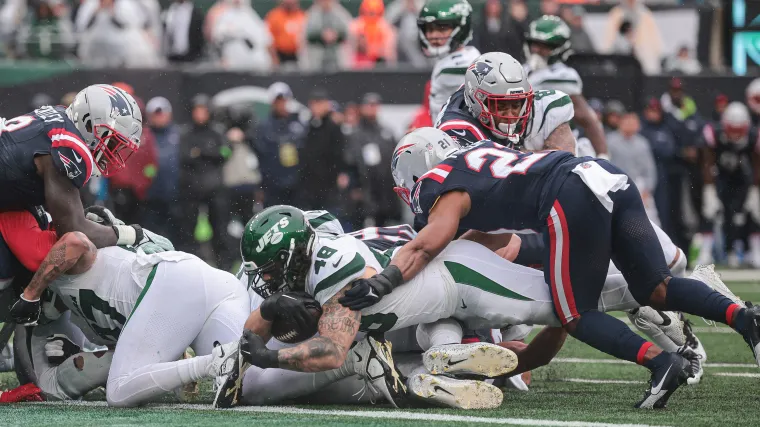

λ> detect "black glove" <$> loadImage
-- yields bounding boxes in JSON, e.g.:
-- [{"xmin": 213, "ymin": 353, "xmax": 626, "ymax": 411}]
[
  {"xmin": 45, "ymin": 334, "xmax": 82, "ymax": 366},
  {"xmin": 260, "ymin": 292, "xmax": 317, "ymax": 332},
  {"xmin": 339, "ymin": 265, "xmax": 403, "ymax": 311},
  {"xmin": 10, "ymin": 295, "xmax": 41, "ymax": 326},
  {"xmin": 84, "ymin": 205, "xmax": 122, "ymax": 226},
  {"xmin": 240, "ymin": 329, "xmax": 279, "ymax": 369}
]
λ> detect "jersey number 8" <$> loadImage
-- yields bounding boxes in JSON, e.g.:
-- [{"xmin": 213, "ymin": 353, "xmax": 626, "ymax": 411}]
[{"xmin": 465, "ymin": 147, "xmax": 548, "ymax": 179}]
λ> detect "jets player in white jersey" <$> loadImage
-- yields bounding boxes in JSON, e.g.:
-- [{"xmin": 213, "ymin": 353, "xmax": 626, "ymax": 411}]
[
  {"xmin": 418, "ymin": 0, "xmax": 480, "ymax": 122},
  {"xmin": 9, "ymin": 231, "xmax": 250, "ymax": 408},
  {"xmin": 523, "ymin": 15, "xmax": 608, "ymax": 158}
]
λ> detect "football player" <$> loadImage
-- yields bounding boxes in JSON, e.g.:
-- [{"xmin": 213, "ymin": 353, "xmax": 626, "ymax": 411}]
[
  {"xmin": 700, "ymin": 102, "xmax": 760, "ymax": 267},
  {"xmin": 340, "ymin": 122, "xmax": 760, "ymax": 409},
  {"xmin": 523, "ymin": 15, "xmax": 608, "ymax": 157},
  {"xmin": 419, "ymin": 0, "xmax": 480, "ymax": 122}
]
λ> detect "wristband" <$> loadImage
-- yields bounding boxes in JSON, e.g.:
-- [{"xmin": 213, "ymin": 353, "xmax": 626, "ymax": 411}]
[
  {"xmin": 113, "ymin": 225, "xmax": 136, "ymax": 246},
  {"xmin": 597, "ymin": 153, "xmax": 610, "ymax": 161},
  {"xmin": 380, "ymin": 265, "xmax": 404, "ymax": 290},
  {"xmin": 264, "ymin": 349, "xmax": 280, "ymax": 369}
]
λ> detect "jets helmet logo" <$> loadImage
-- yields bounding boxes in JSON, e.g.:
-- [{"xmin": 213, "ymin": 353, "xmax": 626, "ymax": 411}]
[
  {"xmin": 469, "ymin": 62, "xmax": 494, "ymax": 85},
  {"xmin": 58, "ymin": 152, "xmax": 82, "ymax": 180},
  {"xmin": 255, "ymin": 217, "xmax": 290, "ymax": 253}
]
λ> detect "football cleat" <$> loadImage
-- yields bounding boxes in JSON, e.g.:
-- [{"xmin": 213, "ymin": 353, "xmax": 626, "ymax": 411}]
[
  {"xmin": 680, "ymin": 314, "xmax": 707, "ymax": 362},
  {"xmin": 423, "ymin": 343, "xmax": 518, "ymax": 378},
  {"xmin": 628, "ymin": 308, "xmax": 685, "ymax": 352},
  {"xmin": 212, "ymin": 340, "xmax": 250, "ymax": 409},
  {"xmin": 503, "ymin": 374, "xmax": 529, "ymax": 392},
  {"xmin": 690, "ymin": 264, "xmax": 744, "ymax": 306},
  {"xmin": 678, "ymin": 343, "xmax": 703, "ymax": 386},
  {"xmin": 348, "ymin": 336, "xmax": 407, "ymax": 407},
  {"xmin": 407, "ymin": 373, "xmax": 503, "ymax": 409},
  {"xmin": 740, "ymin": 304, "xmax": 760, "ymax": 367},
  {"xmin": 634, "ymin": 350, "xmax": 692, "ymax": 409}
]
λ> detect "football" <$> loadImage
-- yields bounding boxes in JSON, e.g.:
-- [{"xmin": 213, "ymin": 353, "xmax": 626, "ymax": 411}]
[{"xmin": 269, "ymin": 292, "xmax": 323, "ymax": 344}]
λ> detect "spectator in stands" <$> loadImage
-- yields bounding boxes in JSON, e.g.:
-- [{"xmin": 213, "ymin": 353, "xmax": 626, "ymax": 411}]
[
  {"xmin": 223, "ymin": 116, "xmax": 261, "ymax": 232},
  {"xmin": 603, "ymin": 99, "xmax": 625, "ymax": 133},
  {"xmin": 640, "ymin": 97, "xmax": 677, "ymax": 234},
  {"xmin": 266, "ymin": 0, "xmax": 305, "ymax": 68},
  {"xmin": 349, "ymin": 0, "xmax": 396, "ymax": 69},
  {"xmin": 12, "ymin": 0, "xmax": 75, "ymax": 59},
  {"xmin": 561, "ymin": 5, "xmax": 593, "ymax": 54},
  {"xmin": 386, "ymin": 0, "xmax": 426, "ymax": 68},
  {"xmin": 663, "ymin": 45, "xmax": 702, "ymax": 75},
  {"xmin": 300, "ymin": 88, "xmax": 350, "ymax": 212},
  {"xmin": 588, "ymin": 97, "xmax": 604, "ymax": 124},
  {"xmin": 252, "ymin": 82, "xmax": 305, "ymax": 207},
  {"xmin": 340, "ymin": 101, "xmax": 360, "ymax": 136},
  {"xmin": 408, "ymin": 80, "xmax": 433, "ymax": 131},
  {"xmin": 608, "ymin": 112, "xmax": 659, "ymax": 224},
  {"xmin": 144, "ymin": 96, "xmax": 181, "ymax": 241},
  {"xmin": 473, "ymin": 0, "xmax": 525, "ymax": 61},
  {"xmin": 163, "ymin": 0, "xmax": 205, "ymax": 63},
  {"xmin": 539, "ymin": 0, "xmax": 559, "ymax": 16},
  {"xmin": 509, "ymin": 0, "xmax": 529, "ymax": 28},
  {"xmin": 61, "ymin": 91, "xmax": 77, "ymax": 106},
  {"xmin": 601, "ymin": 0, "xmax": 663, "ymax": 74},
  {"xmin": 205, "ymin": 0, "xmax": 275, "ymax": 71},
  {"xmin": 746, "ymin": 78, "xmax": 760, "ymax": 125},
  {"xmin": 346, "ymin": 92, "xmax": 400, "ymax": 227},
  {"xmin": 712, "ymin": 94, "xmax": 729, "ymax": 122},
  {"xmin": 303, "ymin": 0, "xmax": 352, "ymax": 70}
]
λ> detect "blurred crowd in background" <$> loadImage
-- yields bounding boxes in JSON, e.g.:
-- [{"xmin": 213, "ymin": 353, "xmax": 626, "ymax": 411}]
[{"xmin": 0, "ymin": 0, "xmax": 716, "ymax": 73}]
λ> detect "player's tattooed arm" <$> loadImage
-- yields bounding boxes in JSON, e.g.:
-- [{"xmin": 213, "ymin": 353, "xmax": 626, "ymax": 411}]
[
  {"xmin": 543, "ymin": 122, "xmax": 576, "ymax": 154},
  {"xmin": 277, "ymin": 288, "xmax": 360, "ymax": 372},
  {"xmin": 391, "ymin": 190, "xmax": 469, "ymax": 281},
  {"xmin": 22, "ymin": 232, "xmax": 97, "ymax": 301},
  {"xmin": 37, "ymin": 156, "xmax": 118, "ymax": 248},
  {"xmin": 570, "ymin": 95, "xmax": 608, "ymax": 157}
]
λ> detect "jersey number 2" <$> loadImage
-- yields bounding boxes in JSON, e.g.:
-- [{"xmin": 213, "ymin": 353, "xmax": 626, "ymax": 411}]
[{"xmin": 464, "ymin": 147, "xmax": 548, "ymax": 178}]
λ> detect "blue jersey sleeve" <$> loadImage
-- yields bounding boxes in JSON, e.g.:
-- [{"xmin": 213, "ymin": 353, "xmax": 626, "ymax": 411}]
[{"xmin": 48, "ymin": 122, "xmax": 93, "ymax": 189}]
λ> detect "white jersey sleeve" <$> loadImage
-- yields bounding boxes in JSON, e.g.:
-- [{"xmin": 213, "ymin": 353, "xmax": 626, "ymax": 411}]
[
  {"xmin": 526, "ymin": 63, "xmax": 583, "ymax": 96},
  {"xmin": 429, "ymin": 46, "xmax": 480, "ymax": 123},
  {"xmin": 305, "ymin": 210, "xmax": 344, "ymax": 237},
  {"xmin": 306, "ymin": 235, "xmax": 381, "ymax": 306},
  {"xmin": 523, "ymin": 89, "xmax": 575, "ymax": 152}
]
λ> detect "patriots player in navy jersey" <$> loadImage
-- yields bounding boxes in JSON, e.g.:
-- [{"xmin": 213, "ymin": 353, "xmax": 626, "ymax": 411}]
[{"xmin": 340, "ymin": 126, "xmax": 760, "ymax": 409}]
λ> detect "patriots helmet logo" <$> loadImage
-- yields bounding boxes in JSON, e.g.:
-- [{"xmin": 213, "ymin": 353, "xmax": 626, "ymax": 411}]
[
  {"xmin": 59, "ymin": 152, "xmax": 82, "ymax": 180},
  {"xmin": 469, "ymin": 61, "xmax": 494, "ymax": 85},
  {"xmin": 98, "ymin": 85, "xmax": 134, "ymax": 117}
]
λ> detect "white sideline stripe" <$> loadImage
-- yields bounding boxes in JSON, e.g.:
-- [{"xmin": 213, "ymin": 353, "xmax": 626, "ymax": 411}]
[
  {"xmin": 561, "ymin": 378, "xmax": 640, "ymax": 385},
  {"xmin": 553, "ymin": 358, "xmax": 757, "ymax": 368},
  {"xmin": 713, "ymin": 372, "xmax": 760, "ymax": 378},
  {"xmin": 35, "ymin": 401, "xmax": 671, "ymax": 427}
]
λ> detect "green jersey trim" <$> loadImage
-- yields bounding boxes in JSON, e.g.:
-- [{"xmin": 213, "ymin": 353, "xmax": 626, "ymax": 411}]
[
  {"xmin": 369, "ymin": 248, "xmax": 392, "ymax": 268},
  {"xmin": 123, "ymin": 264, "xmax": 159, "ymax": 328},
  {"xmin": 313, "ymin": 253, "xmax": 366, "ymax": 298},
  {"xmin": 309, "ymin": 212, "xmax": 337, "ymax": 229},
  {"xmin": 444, "ymin": 261, "xmax": 533, "ymax": 301},
  {"xmin": 538, "ymin": 78, "xmax": 580, "ymax": 85},
  {"xmin": 436, "ymin": 67, "xmax": 469, "ymax": 77},
  {"xmin": 538, "ymin": 95, "xmax": 572, "ymax": 133}
]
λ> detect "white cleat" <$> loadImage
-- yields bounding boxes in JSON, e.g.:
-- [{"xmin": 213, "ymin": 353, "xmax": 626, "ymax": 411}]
[
  {"xmin": 348, "ymin": 336, "xmax": 407, "ymax": 407},
  {"xmin": 628, "ymin": 308, "xmax": 685, "ymax": 352},
  {"xmin": 212, "ymin": 340, "xmax": 249, "ymax": 409},
  {"xmin": 423, "ymin": 343, "xmax": 518, "ymax": 378},
  {"xmin": 680, "ymin": 313, "xmax": 707, "ymax": 363},
  {"xmin": 690, "ymin": 264, "xmax": 744, "ymax": 306},
  {"xmin": 408, "ymin": 373, "xmax": 503, "ymax": 409},
  {"xmin": 504, "ymin": 374, "xmax": 529, "ymax": 392}
]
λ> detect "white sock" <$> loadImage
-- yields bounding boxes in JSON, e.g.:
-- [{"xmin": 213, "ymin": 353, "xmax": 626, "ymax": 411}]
[
  {"xmin": 241, "ymin": 365, "xmax": 351, "ymax": 405},
  {"xmin": 416, "ymin": 319, "xmax": 463, "ymax": 351}
]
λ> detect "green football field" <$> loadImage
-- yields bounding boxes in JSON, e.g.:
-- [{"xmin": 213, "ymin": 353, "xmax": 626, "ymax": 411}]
[{"xmin": 0, "ymin": 279, "xmax": 758, "ymax": 427}]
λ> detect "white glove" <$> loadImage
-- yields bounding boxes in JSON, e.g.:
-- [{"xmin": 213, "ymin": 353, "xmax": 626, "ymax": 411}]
[
  {"xmin": 702, "ymin": 184, "xmax": 722, "ymax": 220},
  {"xmin": 745, "ymin": 185, "xmax": 760, "ymax": 224},
  {"xmin": 45, "ymin": 334, "xmax": 81, "ymax": 365},
  {"xmin": 136, "ymin": 228, "xmax": 174, "ymax": 254},
  {"xmin": 84, "ymin": 205, "xmax": 124, "ymax": 226}
]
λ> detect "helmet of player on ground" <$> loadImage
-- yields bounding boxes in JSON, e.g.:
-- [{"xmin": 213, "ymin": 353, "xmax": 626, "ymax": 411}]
[
  {"xmin": 240, "ymin": 205, "xmax": 317, "ymax": 298},
  {"xmin": 392, "ymin": 127, "xmax": 461, "ymax": 206},
  {"xmin": 524, "ymin": 15, "xmax": 572, "ymax": 71},
  {"xmin": 463, "ymin": 52, "xmax": 534, "ymax": 142},
  {"xmin": 65, "ymin": 84, "xmax": 142, "ymax": 177},
  {"xmin": 721, "ymin": 102, "xmax": 751, "ymax": 146},
  {"xmin": 417, "ymin": 0, "xmax": 473, "ymax": 58}
]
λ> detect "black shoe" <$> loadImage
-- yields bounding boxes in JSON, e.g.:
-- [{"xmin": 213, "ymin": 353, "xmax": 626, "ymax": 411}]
[
  {"xmin": 740, "ymin": 304, "xmax": 760, "ymax": 367},
  {"xmin": 634, "ymin": 351, "xmax": 692, "ymax": 409}
]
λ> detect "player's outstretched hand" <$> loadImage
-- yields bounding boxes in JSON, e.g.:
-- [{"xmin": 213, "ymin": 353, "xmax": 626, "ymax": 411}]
[
  {"xmin": 260, "ymin": 292, "xmax": 317, "ymax": 332},
  {"xmin": 84, "ymin": 205, "xmax": 124, "ymax": 226},
  {"xmin": 241, "ymin": 329, "xmax": 279, "ymax": 369},
  {"xmin": 10, "ymin": 295, "xmax": 41, "ymax": 326},
  {"xmin": 339, "ymin": 274, "xmax": 397, "ymax": 311},
  {"xmin": 45, "ymin": 334, "xmax": 82, "ymax": 366},
  {"xmin": 0, "ymin": 383, "xmax": 43, "ymax": 403}
]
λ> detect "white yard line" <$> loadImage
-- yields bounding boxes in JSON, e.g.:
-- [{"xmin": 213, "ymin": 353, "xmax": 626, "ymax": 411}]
[
  {"xmin": 560, "ymin": 378, "xmax": 640, "ymax": 385},
  {"xmin": 34, "ymin": 401, "xmax": 672, "ymax": 427},
  {"xmin": 553, "ymin": 357, "xmax": 757, "ymax": 368},
  {"xmin": 713, "ymin": 372, "xmax": 760, "ymax": 378}
]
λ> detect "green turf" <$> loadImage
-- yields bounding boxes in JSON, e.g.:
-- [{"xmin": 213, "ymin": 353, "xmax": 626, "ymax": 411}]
[{"xmin": 0, "ymin": 281, "xmax": 757, "ymax": 426}]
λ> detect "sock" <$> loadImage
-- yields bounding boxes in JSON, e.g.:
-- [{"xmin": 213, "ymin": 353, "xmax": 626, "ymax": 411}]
[
  {"xmin": 416, "ymin": 319, "xmax": 463, "ymax": 351},
  {"xmin": 643, "ymin": 351, "xmax": 671, "ymax": 371},
  {"xmin": 665, "ymin": 277, "xmax": 742, "ymax": 328},
  {"xmin": 572, "ymin": 311, "xmax": 652, "ymax": 365}
]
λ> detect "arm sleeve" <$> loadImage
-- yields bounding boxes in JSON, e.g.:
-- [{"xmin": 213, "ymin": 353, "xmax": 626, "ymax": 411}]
[
  {"xmin": 0, "ymin": 211, "xmax": 58, "ymax": 272},
  {"xmin": 48, "ymin": 126, "xmax": 94, "ymax": 189}
]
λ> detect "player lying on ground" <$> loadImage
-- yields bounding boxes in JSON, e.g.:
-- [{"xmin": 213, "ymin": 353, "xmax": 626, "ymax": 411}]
[{"xmin": 344, "ymin": 124, "xmax": 760, "ymax": 409}]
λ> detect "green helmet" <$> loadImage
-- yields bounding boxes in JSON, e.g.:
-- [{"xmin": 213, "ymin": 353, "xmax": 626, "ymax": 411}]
[
  {"xmin": 240, "ymin": 205, "xmax": 316, "ymax": 298},
  {"xmin": 524, "ymin": 15, "xmax": 572, "ymax": 69},
  {"xmin": 418, "ymin": 0, "xmax": 473, "ymax": 58}
]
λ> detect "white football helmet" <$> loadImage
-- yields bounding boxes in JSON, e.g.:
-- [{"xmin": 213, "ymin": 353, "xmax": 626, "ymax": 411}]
[
  {"xmin": 721, "ymin": 102, "xmax": 751, "ymax": 146},
  {"xmin": 463, "ymin": 52, "xmax": 533, "ymax": 143},
  {"xmin": 65, "ymin": 84, "xmax": 142, "ymax": 177},
  {"xmin": 745, "ymin": 78, "xmax": 760, "ymax": 116},
  {"xmin": 391, "ymin": 127, "xmax": 460, "ymax": 206}
]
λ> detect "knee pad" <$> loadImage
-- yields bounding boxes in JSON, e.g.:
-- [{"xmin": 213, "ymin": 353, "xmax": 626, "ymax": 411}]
[
  {"xmin": 55, "ymin": 350, "xmax": 113, "ymax": 400},
  {"xmin": 416, "ymin": 319, "xmax": 463, "ymax": 351}
]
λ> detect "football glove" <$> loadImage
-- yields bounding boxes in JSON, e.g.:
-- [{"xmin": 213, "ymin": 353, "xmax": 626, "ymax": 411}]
[
  {"xmin": 745, "ymin": 185, "xmax": 760, "ymax": 224},
  {"xmin": 0, "ymin": 383, "xmax": 43, "ymax": 403},
  {"xmin": 260, "ymin": 292, "xmax": 318, "ymax": 333},
  {"xmin": 702, "ymin": 184, "xmax": 722, "ymax": 220},
  {"xmin": 112, "ymin": 224, "xmax": 174, "ymax": 253},
  {"xmin": 339, "ymin": 265, "xmax": 403, "ymax": 311},
  {"xmin": 84, "ymin": 205, "xmax": 124, "ymax": 226},
  {"xmin": 10, "ymin": 295, "xmax": 41, "ymax": 326},
  {"xmin": 241, "ymin": 329, "xmax": 279, "ymax": 369},
  {"xmin": 45, "ymin": 334, "xmax": 82, "ymax": 366}
]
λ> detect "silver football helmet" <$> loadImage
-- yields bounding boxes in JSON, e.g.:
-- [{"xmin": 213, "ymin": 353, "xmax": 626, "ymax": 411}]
[
  {"xmin": 65, "ymin": 84, "xmax": 142, "ymax": 177},
  {"xmin": 391, "ymin": 127, "xmax": 460, "ymax": 206},
  {"xmin": 745, "ymin": 78, "xmax": 760, "ymax": 116},
  {"xmin": 463, "ymin": 52, "xmax": 533, "ymax": 142},
  {"xmin": 721, "ymin": 102, "xmax": 751, "ymax": 146}
]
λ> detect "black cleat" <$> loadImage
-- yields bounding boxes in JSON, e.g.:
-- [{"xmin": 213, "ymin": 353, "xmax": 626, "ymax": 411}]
[
  {"xmin": 740, "ymin": 304, "xmax": 760, "ymax": 367},
  {"xmin": 634, "ymin": 350, "xmax": 692, "ymax": 409}
]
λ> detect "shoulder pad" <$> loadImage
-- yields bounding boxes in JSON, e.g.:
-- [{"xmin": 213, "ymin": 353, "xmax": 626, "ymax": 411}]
[
  {"xmin": 533, "ymin": 90, "xmax": 574, "ymax": 136},
  {"xmin": 438, "ymin": 120, "xmax": 487, "ymax": 146},
  {"xmin": 310, "ymin": 236, "xmax": 367, "ymax": 304},
  {"xmin": 49, "ymin": 129, "xmax": 93, "ymax": 188}
]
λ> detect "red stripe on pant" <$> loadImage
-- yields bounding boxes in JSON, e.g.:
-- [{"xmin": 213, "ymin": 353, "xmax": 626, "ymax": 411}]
[
  {"xmin": 547, "ymin": 201, "xmax": 579, "ymax": 325},
  {"xmin": 637, "ymin": 342, "xmax": 653, "ymax": 365}
]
